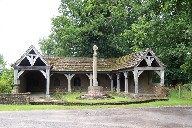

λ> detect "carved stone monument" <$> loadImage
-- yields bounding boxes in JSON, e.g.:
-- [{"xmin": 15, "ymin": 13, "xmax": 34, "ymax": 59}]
[
  {"xmin": 93, "ymin": 45, "xmax": 98, "ymax": 87},
  {"xmin": 87, "ymin": 45, "xmax": 104, "ymax": 96},
  {"xmin": 79, "ymin": 45, "xmax": 109, "ymax": 99}
]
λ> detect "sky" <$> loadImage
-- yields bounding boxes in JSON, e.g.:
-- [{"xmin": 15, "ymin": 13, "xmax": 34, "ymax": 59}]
[{"xmin": 0, "ymin": 0, "xmax": 60, "ymax": 67}]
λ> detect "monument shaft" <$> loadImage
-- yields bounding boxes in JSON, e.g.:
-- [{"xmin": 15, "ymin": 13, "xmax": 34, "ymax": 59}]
[{"xmin": 93, "ymin": 45, "xmax": 98, "ymax": 86}]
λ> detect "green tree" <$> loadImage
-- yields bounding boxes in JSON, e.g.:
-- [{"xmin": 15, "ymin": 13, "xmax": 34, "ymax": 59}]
[
  {"xmin": 0, "ymin": 54, "xmax": 5, "ymax": 76},
  {"xmin": 123, "ymin": 0, "xmax": 192, "ymax": 85},
  {"xmin": 0, "ymin": 55, "xmax": 13, "ymax": 93},
  {"xmin": 39, "ymin": 0, "xmax": 138, "ymax": 58},
  {"xmin": 40, "ymin": 0, "xmax": 192, "ymax": 85}
]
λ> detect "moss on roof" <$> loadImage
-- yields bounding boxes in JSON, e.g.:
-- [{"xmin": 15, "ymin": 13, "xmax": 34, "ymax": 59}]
[
  {"xmin": 44, "ymin": 57, "xmax": 116, "ymax": 72},
  {"xmin": 44, "ymin": 49, "xmax": 159, "ymax": 72}
]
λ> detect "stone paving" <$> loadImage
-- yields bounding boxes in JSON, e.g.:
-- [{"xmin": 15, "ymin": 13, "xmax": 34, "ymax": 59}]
[{"xmin": 0, "ymin": 106, "xmax": 191, "ymax": 128}]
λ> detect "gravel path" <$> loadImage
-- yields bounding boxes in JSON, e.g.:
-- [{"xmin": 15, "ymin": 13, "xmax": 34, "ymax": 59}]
[{"xmin": 0, "ymin": 106, "xmax": 191, "ymax": 128}]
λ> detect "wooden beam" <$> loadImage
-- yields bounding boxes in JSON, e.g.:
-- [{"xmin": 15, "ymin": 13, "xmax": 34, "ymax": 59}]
[
  {"xmin": 40, "ymin": 70, "xmax": 47, "ymax": 79},
  {"xmin": 135, "ymin": 67, "xmax": 162, "ymax": 71},
  {"xmin": 26, "ymin": 55, "xmax": 38, "ymax": 66},
  {"xmin": 13, "ymin": 66, "xmax": 51, "ymax": 70},
  {"xmin": 86, "ymin": 73, "xmax": 93, "ymax": 86},
  {"xmin": 155, "ymin": 71, "xmax": 161, "ymax": 76},
  {"xmin": 138, "ymin": 70, "xmax": 144, "ymax": 77},
  {"xmin": 17, "ymin": 71, "xmax": 25, "ymax": 79},
  {"xmin": 145, "ymin": 56, "xmax": 154, "ymax": 66}
]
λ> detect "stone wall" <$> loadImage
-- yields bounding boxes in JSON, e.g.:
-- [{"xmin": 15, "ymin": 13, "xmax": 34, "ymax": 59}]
[
  {"xmin": 0, "ymin": 93, "xmax": 30, "ymax": 104},
  {"xmin": 98, "ymin": 74, "xmax": 111, "ymax": 91},
  {"xmin": 153, "ymin": 86, "xmax": 169, "ymax": 97}
]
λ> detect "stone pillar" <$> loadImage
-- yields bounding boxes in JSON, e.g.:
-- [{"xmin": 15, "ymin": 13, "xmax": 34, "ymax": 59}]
[
  {"xmin": 86, "ymin": 74, "xmax": 93, "ymax": 86},
  {"xmin": 107, "ymin": 74, "xmax": 113, "ymax": 92},
  {"xmin": 133, "ymin": 70, "xmax": 138, "ymax": 94},
  {"xmin": 93, "ymin": 45, "xmax": 98, "ymax": 86},
  {"xmin": 123, "ymin": 71, "xmax": 128, "ymax": 93},
  {"xmin": 160, "ymin": 69, "xmax": 164, "ymax": 86},
  {"xmin": 84, "ymin": 45, "xmax": 105, "ymax": 98},
  {"xmin": 116, "ymin": 73, "xmax": 120, "ymax": 93},
  {"xmin": 64, "ymin": 74, "xmax": 75, "ymax": 92},
  {"xmin": 46, "ymin": 69, "xmax": 50, "ymax": 96}
]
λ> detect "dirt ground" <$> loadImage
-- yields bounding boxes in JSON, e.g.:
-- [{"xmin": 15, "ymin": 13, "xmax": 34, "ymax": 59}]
[{"xmin": 0, "ymin": 106, "xmax": 191, "ymax": 128}]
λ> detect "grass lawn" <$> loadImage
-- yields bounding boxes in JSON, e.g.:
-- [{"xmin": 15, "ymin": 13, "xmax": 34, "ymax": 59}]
[
  {"xmin": 0, "ymin": 89, "xmax": 192, "ymax": 111},
  {"xmin": 60, "ymin": 93, "xmax": 129, "ymax": 103},
  {"xmin": 0, "ymin": 98, "xmax": 192, "ymax": 111}
]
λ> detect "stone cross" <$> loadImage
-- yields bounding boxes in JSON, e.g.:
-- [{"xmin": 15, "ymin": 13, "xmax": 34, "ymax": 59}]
[
  {"xmin": 93, "ymin": 45, "xmax": 98, "ymax": 56},
  {"xmin": 93, "ymin": 45, "xmax": 98, "ymax": 86}
]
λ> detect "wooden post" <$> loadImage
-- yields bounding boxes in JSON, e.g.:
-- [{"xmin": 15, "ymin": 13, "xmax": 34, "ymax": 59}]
[
  {"xmin": 160, "ymin": 69, "xmax": 164, "ymax": 86},
  {"xmin": 179, "ymin": 85, "xmax": 181, "ymax": 99},
  {"xmin": 46, "ymin": 69, "xmax": 50, "ymax": 97},
  {"xmin": 123, "ymin": 72, "xmax": 128, "ymax": 93},
  {"xmin": 191, "ymin": 86, "xmax": 192, "ymax": 98},
  {"xmin": 116, "ymin": 73, "xmax": 120, "ymax": 93},
  {"xmin": 133, "ymin": 70, "xmax": 138, "ymax": 94},
  {"xmin": 14, "ymin": 70, "xmax": 18, "ymax": 85},
  {"xmin": 64, "ymin": 74, "xmax": 75, "ymax": 92},
  {"xmin": 107, "ymin": 74, "xmax": 113, "ymax": 92}
]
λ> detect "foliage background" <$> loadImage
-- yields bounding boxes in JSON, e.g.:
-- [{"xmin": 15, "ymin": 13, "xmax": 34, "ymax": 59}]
[
  {"xmin": 0, "ymin": 55, "xmax": 13, "ymax": 93},
  {"xmin": 39, "ymin": 0, "xmax": 192, "ymax": 85}
]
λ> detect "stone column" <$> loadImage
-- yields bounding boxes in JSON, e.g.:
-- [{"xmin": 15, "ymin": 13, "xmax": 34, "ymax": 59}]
[
  {"xmin": 64, "ymin": 74, "xmax": 75, "ymax": 92},
  {"xmin": 86, "ymin": 74, "xmax": 93, "ymax": 86},
  {"xmin": 133, "ymin": 70, "xmax": 138, "ymax": 94},
  {"xmin": 107, "ymin": 74, "xmax": 113, "ymax": 92},
  {"xmin": 86, "ymin": 45, "xmax": 104, "ymax": 96},
  {"xmin": 93, "ymin": 45, "xmax": 98, "ymax": 86},
  {"xmin": 116, "ymin": 73, "xmax": 120, "ymax": 93},
  {"xmin": 123, "ymin": 72, "xmax": 128, "ymax": 93},
  {"xmin": 46, "ymin": 69, "xmax": 50, "ymax": 96}
]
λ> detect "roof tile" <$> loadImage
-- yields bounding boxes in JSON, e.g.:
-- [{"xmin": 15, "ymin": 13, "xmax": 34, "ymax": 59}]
[{"xmin": 44, "ymin": 49, "xmax": 155, "ymax": 72}]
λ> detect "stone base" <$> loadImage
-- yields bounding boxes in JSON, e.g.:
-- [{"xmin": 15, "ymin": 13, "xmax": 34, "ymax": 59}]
[
  {"xmin": 88, "ymin": 86, "xmax": 104, "ymax": 95},
  {"xmin": 78, "ymin": 86, "xmax": 111, "ymax": 99},
  {"xmin": 12, "ymin": 85, "xmax": 20, "ymax": 93}
]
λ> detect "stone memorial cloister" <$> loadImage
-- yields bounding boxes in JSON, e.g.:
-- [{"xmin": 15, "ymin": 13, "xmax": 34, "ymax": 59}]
[{"xmin": 12, "ymin": 45, "xmax": 164, "ymax": 96}]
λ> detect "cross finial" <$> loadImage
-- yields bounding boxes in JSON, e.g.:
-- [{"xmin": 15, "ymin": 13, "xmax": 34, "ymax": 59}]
[{"xmin": 93, "ymin": 45, "xmax": 98, "ymax": 55}]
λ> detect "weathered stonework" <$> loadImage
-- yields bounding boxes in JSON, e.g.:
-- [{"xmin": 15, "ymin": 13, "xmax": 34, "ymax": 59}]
[
  {"xmin": 12, "ymin": 85, "xmax": 20, "ymax": 93},
  {"xmin": 87, "ymin": 86, "xmax": 104, "ymax": 95},
  {"xmin": 0, "ymin": 93, "xmax": 30, "ymax": 104},
  {"xmin": 153, "ymin": 86, "xmax": 169, "ymax": 97}
]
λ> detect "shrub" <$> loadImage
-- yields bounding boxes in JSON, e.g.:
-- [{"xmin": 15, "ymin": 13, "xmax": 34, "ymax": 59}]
[{"xmin": 0, "ymin": 69, "xmax": 13, "ymax": 93}]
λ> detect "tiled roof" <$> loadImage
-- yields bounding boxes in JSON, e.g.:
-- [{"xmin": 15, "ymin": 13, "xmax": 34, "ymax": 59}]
[
  {"xmin": 44, "ymin": 48, "xmax": 163, "ymax": 72},
  {"xmin": 115, "ymin": 51, "xmax": 145, "ymax": 70},
  {"xmin": 44, "ymin": 57, "xmax": 116, "ymax": 72}
]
